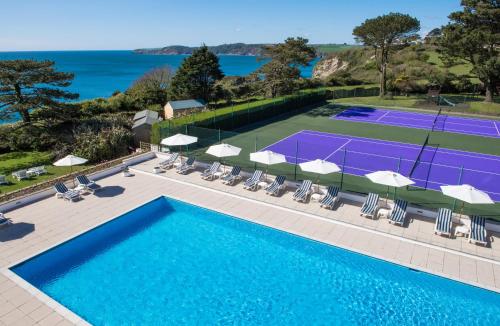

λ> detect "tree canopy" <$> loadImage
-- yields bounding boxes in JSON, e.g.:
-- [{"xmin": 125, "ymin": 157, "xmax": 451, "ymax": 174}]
[
  {"xmin": 169, "ymin": 45, "xmax": 224, "ymax": 103},
  {"xmin": 257, "ymin": 37, "xmax": 316, "ymax": 97},
  {"xmin": 353, "ymin": 13, "xmax": 420, "ymax": 96},
  {"xmin": 127, "ymin": 66, "xmax": 172, "ymax": 109},
  {"xmin": 0, "ymin": 60, "xmax": 78, "ymax": 123},
  {"xmin": 439, "ymin": 0, "xmax": 499, "ymax": 102}
]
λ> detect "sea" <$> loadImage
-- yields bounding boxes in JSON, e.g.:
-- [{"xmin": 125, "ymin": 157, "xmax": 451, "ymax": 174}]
[{"xmin": 0, "ymin": 50, "xmax": 316, "ymax": 124}]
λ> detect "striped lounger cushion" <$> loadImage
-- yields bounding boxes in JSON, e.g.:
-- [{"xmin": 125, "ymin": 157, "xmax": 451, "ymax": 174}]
[
  {"xmin": 389, "ymin": 199, "xmax": 408, "ymax": 225},
  {"xmin": 320, "ymin": 186, "xmax": 340, "ymax": 207},
  {"xmin": 294, "ymin": 180, "xmax": 312, "ymax": 200},
  {"xmin": 470, "ymin": 216, "xmax": 487, "ymax": 244},
  {"xmin": 435, "ymin": 208, "xmax": 453, "ymax": 235},
  {"xmin": 361, "ymin": 193, "xmax": 379, "ymax": 215},
  {"xmin": 266, "ymin": 175, "xmax": 286, "ymax": 194},
  {"xmin": 244, "ymin": 170, "xmax": 263, "ymax": 188}
]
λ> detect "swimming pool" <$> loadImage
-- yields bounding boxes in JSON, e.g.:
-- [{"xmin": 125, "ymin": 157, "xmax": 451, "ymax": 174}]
[{"xmin": 12, "ymin": 196, "xmax": 500, "ymax": 325}]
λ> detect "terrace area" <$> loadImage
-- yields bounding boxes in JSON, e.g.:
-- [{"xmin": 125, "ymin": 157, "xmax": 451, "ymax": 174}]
[{"xmin": 0, "ymin": 155, "xmax": 499, "ymax": 325}]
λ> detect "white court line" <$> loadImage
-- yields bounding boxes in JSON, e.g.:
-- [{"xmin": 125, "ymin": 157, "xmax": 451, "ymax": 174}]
[
  {"xmin": 279, "ymin": 153, "xmax": 500, "ymax": 198},
  {"xmin": 259, "ymin": 130, "xmax": 304, "ymax": 151},
  {"xmin": 376, "ymin": 110, "xmax": 391, "ymax": 121},
  {"xmin": 495, "ymin": 121, "xmax": 500, "ymax": 136},
  {"xmin": 324, "ymin": 140, "xmax": 351, "ymax": 160},
  {"xmin": 301, "ymin": 130, "xmax": 500, "ymax": 162}
]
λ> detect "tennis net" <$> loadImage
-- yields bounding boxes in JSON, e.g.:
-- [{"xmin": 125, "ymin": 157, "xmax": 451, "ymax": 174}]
[
  {"xmin": 409, "ymin": 133, "xmax": 430, "ymax": 177},
  {"xmin": 431, "ymin": 106, "xmax": 443, "ymax": 131}
]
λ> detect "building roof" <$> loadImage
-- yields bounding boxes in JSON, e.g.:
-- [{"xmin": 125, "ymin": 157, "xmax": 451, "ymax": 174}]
[
  {"xmin": 134, "ymin": 110, "xmax": 159, "ymax": 121},
  {"xmin": 168, "ymin": 99, "xmax": 206, "ymax": 111},
  {"xmin": 132, "ymin": 110, "xmax": 159, "ymax": 129}
]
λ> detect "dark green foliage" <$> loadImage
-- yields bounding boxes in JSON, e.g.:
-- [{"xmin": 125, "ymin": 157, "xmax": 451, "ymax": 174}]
[
  {"xmin": 126, "ymin": 66, "xmax": 172, "ymax": 108},
  {"xmin": 353, "ymin": 13, "xmax": 421, "ymax": 96},
  {"xmin": 169, "ymin": 46, "xmax": 224, "ymax": 102},
  {"xmin": 439, "ymin": 0, "xmax": 499, "ymax": 102},
  {"xmin": 214, "ymin": 76, "xmax": 255, "ymax": 103},
  {"xmin": 257, "ymin": 37, "xmax": 316, "ymax": 98},
  {"xmin": 73, "ymin": 126, "xmax": 133, "ymax": 163},
  {"xmin": 0, "ymin": 60, "xmax": 79, "ymax": 123}
]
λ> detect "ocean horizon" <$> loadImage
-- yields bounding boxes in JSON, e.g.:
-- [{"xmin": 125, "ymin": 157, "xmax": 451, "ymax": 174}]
[{"xmin": 0, "ymin": 50, "xmax": 316, "ymax": 124}]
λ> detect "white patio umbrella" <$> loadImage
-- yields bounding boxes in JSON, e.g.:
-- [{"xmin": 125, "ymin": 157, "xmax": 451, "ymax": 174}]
[
  {"xmin": 53, "ymin": 155, "xmax": 88, "ymax": 185},
  {"xmin": 365, "ymin": 170, "xmax": 415, "ymax": 203},
  {"xmin": 161, "ymin": 133, "xmax": 198, "ymax": 163},
  {"xmin": 206, "ymin": 143, "xmax": 241, "ymax": 172},
  {"xmin": 250, "ymin": 150, "xmax": 286, "ymax": 181},
  {"xmin": 299, "ymin": 159, "xmax": 341, "ymax": 192},
  {"xmin": 440, "ymin": 184, "xmax": 494, "ymax": 217}
]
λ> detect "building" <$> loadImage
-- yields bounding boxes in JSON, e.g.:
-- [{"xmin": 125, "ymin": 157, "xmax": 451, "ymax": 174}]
[
  {"xmin": 132, "ymin": 110, "xmax": 160, "ymax": 145},
  {"xmin": 164, "ymin": 99, "xmax": 206, "ymax": 119}
]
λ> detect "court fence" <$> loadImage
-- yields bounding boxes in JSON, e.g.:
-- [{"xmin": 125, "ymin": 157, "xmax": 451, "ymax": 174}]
[
  {"xmin": 154, "ymin": 125, "xmax": 499, "ymax": 218},
  {"xmin": 151, "ymin": 86, "xmax": 380, "ymax": 144}
]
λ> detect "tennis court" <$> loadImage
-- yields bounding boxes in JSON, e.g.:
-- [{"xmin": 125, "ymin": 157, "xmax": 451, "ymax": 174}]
[
  {"xmin": 332, "ymin": 107, "xmax": 500, "ymax": 138},
  {"xmin": 263, "ymin": 130, "xmax": 500, "ymax": 201}
]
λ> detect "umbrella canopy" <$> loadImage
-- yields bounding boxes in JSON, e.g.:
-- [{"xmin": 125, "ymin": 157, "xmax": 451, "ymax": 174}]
[
  {"xmin": 249, "ymin": 150, "xmax": 286, "ymax": 165},
  {"xmin": 440, "ymin": 184, "xmax": 494, "ymax": 204},
  {"xmin": 53, "ymin": 155, "xmax": 88, "ymax": 167},
  {"xmin": 365, "ymin": 171, "xmax": 415, "ymax": 188},
  {"xmin": 206, "ymin": 144, "xmax": 242, "ymax": 158},
  {"xmin": 299, "ymin": 159, "xmax": 341, "ymax": 175},
  {"xmin": 160, "ymin": 133, "xmax": 198, "ymax": 146}
]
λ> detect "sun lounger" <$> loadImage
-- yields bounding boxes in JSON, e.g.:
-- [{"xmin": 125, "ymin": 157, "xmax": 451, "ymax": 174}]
[
  {"xmin": 27, "ymin": 166, "xmax": 47, "ymax": 176},
  {"xmin": 0, "ymin": 213, "xmax": 11, "ymax": 227},
  {"xmin": 176, "ymin": 157, "xmax": 195, "ymax": 174},
  {"xmin": 0, "ymin": 175, "xmax": 8, "ymax": 185},
  {"xmin": 54, "ymin": 182, "xmax": 81, "ymax": 202},
  {"xmin": 159, "ymin": 153, "xmax": 179, "ymax": 169},
  {"xmin": 469, "ymin": 215, "xmax": 488, "ymax": 246},
  {"xmin": 221, "ymin": 166, "xmax": 242, "ymax": 185},
  {"xmin": 319, "ymin": 186, "xmax": 340, "ymax": 209},
  {"xmin": 201, "ymin": 162, "xmax": 221, "ymax": 180},
  {"xmin": 293, "ymin": 180, "xmax": 313, "ymax": 202},
  {"xmin": 76, "ymin": 175, "xmax": 101, "ymax": 193},
  {"xmin": 434, "ymin": 208, "xmax": 453, "ymax": 237},
  {"xmin": 12, "ymin": 170, "xmax": 29, "ymax": 181},
  {"xmin": 243, "ymin": 170, "xmax": 263, "ymax": 191},
  {"xmin": 388, "ymin": 199, "xmax": 408, "ymax": 226},
  {"xmin": 265, "ymin": 175, "xmax": 286, "ymax": 196},
  {"xmin": 360, "ymin": 193, "xmax": 380, "ymax": 218}
]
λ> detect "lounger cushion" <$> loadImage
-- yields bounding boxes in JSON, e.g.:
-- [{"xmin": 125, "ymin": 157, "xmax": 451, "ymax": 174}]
[
  {"xmin": 361, "ymin": 193, "xmax": 379, "ymax": 215},
  {"xmin": 389, "ymin": 199, "xmax": 408, "ymax": 224},
  {"xmin": 470, "ymin": 215, "xmax": 486, "ymax": 244},
  {"xmin": 435, "ymin": 208, "xmax": 453, "ymax": 234},
  {"xmin": 320, "ymin": 186, "xmax": 340, "ymax": 207}
]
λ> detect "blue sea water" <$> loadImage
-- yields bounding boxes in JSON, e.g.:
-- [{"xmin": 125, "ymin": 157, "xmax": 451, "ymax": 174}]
[
  {"xmin": 13, "ymin": 196, "xmax": 500, "ymax": 325},
  {"xmin": 0, "ymin": 50, "xmax": 315, "ymax": 101}
]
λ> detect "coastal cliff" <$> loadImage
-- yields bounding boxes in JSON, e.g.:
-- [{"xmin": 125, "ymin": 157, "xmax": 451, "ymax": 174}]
[{"xmin": 312, "ymin": 55, "xmax": 349, "ymax": 79}]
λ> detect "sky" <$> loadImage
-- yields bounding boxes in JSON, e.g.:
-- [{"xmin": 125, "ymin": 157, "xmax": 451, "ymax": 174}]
[{"xmin": 0, "ymin": 0, "xmax": 462, "ymax": 51}]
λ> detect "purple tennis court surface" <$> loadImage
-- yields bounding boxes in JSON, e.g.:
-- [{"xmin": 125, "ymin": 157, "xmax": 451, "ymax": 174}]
[
  {"xmin": 263, "ymin": 130, "xmax": 500, "ymax": 201},
  {"xmin": 332, "ymin": 107, "xmax": 500, "ymax": 138}
]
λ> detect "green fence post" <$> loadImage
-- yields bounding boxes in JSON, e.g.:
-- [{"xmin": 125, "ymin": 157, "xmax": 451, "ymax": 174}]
[
  {"xmin": 452, "ymin": 166, "xmax": 464, "ymax": 211},
  {"xmin": 394, "ymin": 156, "xmax": 402, "ymax": 199},
  {"xmin": 294, "ymin": 140, "xmax": 299, "ymax": 181},
  {"xmin": 218, "ymin": 129, "xmax": 221, "ymax": 143},
  {"xmin": 340, "ymin": 148, "xmax": 347, "ymax": 189},
  {"xmin": 254, "ymin": 136, "xmax": 258, "ymax": 170}
]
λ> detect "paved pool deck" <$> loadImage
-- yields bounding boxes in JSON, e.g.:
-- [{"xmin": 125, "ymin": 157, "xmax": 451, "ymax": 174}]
[{"xmin": 0, "ymin": 157, "xmax": 499, "ymax": 325}]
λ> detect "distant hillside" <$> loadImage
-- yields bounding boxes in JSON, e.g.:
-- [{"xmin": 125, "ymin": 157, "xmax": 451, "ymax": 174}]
[
  {"xmin": 313, "ymin": 44, "xmax": 475, "ymax": 83},
  {"xmin": 134, "ymin": 43, "xmax": 353, "ymax": 56}
]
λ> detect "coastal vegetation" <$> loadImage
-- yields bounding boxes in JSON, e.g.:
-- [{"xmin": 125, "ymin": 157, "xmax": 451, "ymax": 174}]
[{"xmin": 352, "ymin": 13, "xmax": 421, "ymax": 97}]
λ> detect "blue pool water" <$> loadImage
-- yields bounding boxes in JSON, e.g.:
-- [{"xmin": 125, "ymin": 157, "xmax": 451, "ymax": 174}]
[{"xmin": 12, "ymin": 197, "xmax": 500, "ymax": 325}]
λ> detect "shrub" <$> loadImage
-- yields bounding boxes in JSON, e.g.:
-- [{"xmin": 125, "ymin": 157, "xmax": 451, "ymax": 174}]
[{"xmin": 73, "ymin": 126, "xmax": 133, "ymax": 163}]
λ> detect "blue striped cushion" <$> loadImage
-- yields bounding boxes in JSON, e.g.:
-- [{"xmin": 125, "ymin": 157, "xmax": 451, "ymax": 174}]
[
  {"xmin": 436, "ymin": 208, "xmax": 453, "ymax": 233},
  {"xmin": 390, "ymin": 199, "xmax": 408, "ymax": 223},
  {"xmin": 470, "ymin": 216, "xmax": 486, "ymax": 243},
  {"xmin": 361, "ymin": 193, "xmax": 379, "ymax": 214}
]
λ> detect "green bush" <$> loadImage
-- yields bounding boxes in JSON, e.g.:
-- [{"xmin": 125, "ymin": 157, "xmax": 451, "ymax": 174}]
[{"xmin": 73, "ymin": 127, "xmax": 133, "ymax": 163}]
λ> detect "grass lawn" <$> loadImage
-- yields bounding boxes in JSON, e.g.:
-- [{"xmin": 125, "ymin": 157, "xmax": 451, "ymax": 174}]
[
  {"xmin": 334, "ymin": 95, "xmax": 500, "ymax": 116},
  {"xmin": 187, "ymin": 103, "xmax": 500, "ymax": 218},
  {"xmin": 0, "ymin": 152, "xmax": 88, "ymax": 194}
]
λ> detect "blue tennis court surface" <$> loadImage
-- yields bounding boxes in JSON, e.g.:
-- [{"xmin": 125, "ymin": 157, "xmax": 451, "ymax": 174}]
[
  {"xmin": 263, "ymin": 130, "xmax": 500, "ymax": 201},
  {"xmin": 332, "ymin": 107, "xmax": 500, "ymax": 138}
]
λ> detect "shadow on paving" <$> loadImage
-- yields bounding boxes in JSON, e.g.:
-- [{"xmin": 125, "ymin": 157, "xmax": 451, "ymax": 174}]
[
  {"xmin": 94, "ymin": 186, "xmax": 125, "ymax": 198},
  {"xmin": 0, "ymin": 222, "xmax": 35, "ymax": 242}
]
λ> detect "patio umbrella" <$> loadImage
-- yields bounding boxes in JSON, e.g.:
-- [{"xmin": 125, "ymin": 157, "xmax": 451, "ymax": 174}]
[
  {"xmin": 299, "ymin": 159, "xmax": 341, "ymax": 192},
  {"xmin": 53, "ymin": 155, "xmax": 88, "ymax": 186},
  {"xmin": 206, "ymin": 143, "xmax": 241, "ymax": 172},
  {"xmin": 440, "ymin": 184, "xmax": 494, "ymax": 217},
  {"xmin": 250, "ymin": 150, "xmax": 286, "ymax": 181},
  {"xmin": 365, "ymin": 170, "xmax": 415, "ymax": 203},
  {"xmin": 161, "ymin": 133, "xmax": 198, "ymax": 163}
]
